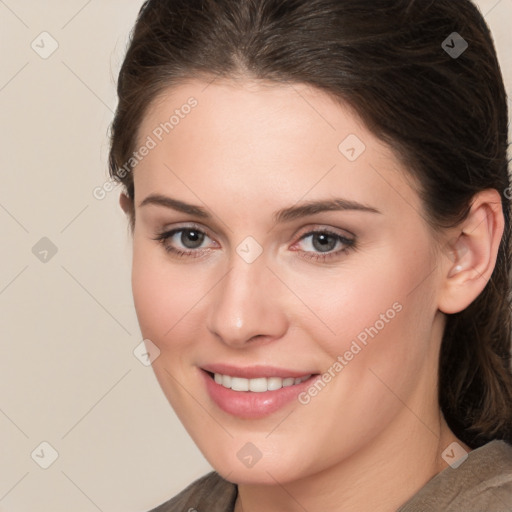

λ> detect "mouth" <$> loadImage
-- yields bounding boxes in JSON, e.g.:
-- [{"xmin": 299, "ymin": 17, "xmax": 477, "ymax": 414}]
[{"xmin": 200, "ymin": 367, "xmax": 321, "ymax": 419}]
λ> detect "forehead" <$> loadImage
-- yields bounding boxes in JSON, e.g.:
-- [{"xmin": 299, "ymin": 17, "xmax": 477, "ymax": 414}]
[
  {"xmin": 133, "ymin": 78, "xmax": 422, "ymax": 219},
  {"xmin": 138, "ymin": 78, "xmax": 368, "ymax": 157}
]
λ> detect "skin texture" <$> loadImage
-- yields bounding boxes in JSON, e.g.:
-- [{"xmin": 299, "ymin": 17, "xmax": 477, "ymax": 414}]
[{"xmin": 120, "ymin": 78, "xmax": 503, "ymax": 511}]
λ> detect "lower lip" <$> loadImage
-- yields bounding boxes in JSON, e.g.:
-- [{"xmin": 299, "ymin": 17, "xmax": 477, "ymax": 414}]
[{"xmin": 201, "ymin": 370, "xmax": 319, "ymax": 419}]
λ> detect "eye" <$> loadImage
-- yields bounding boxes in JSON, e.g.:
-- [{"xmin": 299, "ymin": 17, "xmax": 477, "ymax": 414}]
[
  {"xmin": 153, "ymin": 224, "xmax": 355, "ymax": 262},
  {"xmin": 293, "ymin": 229, "xmax": 355, "ymax": 262},
  {"xmin": 153, "ymin": 224, "xmax": 216, "ymax": 257}
]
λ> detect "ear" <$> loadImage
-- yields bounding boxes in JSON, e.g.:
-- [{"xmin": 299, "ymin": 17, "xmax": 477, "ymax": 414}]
[
  {"xmin": 119, "ymin": 192, "xmax": 134, "ymax": 216},
  {"xmin": 438, "ymin": 189, "xmax": 504, "ymax": 314}
]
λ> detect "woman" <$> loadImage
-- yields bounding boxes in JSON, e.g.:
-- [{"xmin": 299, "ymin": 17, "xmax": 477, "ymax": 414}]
[{"xmin": 109, "ymin": 0, "xmax": 512, "ymax": 510}]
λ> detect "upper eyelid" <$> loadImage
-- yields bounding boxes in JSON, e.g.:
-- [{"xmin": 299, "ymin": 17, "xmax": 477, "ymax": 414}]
[
  {"xmin": 158, "ymin": 224, "xmax": 354, "ymax": 250},
  {"xmin": 298, "ymin": 227, "xmax": 354, "ymax": 239},
  {"xmin": 158, "ymin": 223, "xmax": 354, "ymax": 238}
]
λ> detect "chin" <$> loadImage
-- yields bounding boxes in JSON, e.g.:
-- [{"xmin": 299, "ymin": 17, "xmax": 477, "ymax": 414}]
[{"xmin": 195, "ymin": 436, "xmax": 312, "ymax": 485}]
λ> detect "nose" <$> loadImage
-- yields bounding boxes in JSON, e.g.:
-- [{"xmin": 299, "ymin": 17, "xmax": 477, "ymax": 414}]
[{"xmin": 206, "ymin": 253, "xmax": 288, "ymax": 348}]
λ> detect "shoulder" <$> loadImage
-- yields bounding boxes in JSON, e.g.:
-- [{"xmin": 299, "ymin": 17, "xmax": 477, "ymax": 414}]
[
  {"xmin": 398, "ymin": 440, "xmax": 512, "ymax": 512},
  {"xmin": 146, "ymin": 471, "xmax": 237, "ymax": 512}
]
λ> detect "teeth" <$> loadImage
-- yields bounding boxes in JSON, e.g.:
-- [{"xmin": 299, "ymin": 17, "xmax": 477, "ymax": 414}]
[
  {"xmin": 267, "ymin": 377, "xmax": 283, "ymax": 391},
  {"xmin": 249, "ymin": 378, "xmax": 267, "ymax": 392},
  {"xmin": 213, "ymin": 373, "xmax": 311, "ymax": 392},
  {"xmin": 283, "ymin": 377, "xmax": 295, "ymax": 387},
  {"xmin": 231, "ymin": 377, "xmax": 249, "ymax": 392}
]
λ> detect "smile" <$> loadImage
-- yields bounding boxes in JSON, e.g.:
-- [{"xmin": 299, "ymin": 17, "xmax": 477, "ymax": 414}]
[
  {"xmin": 212, "ymin": 373, "xmax": 312, "ymax": 392},
  {"xmin": 202, "ymin": 368, "xmax": 320, "ymax": 419}
]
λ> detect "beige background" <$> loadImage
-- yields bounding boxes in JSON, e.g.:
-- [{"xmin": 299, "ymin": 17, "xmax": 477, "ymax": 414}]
[{"xmin": 0, "ymin": 1, "xmax": 511, "ymax": 510}]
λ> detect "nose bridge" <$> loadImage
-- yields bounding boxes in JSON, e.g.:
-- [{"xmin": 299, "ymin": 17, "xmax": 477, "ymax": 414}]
[{"xmin": 206, "ymin": 252, "xmax": 287, "ymax": 347}]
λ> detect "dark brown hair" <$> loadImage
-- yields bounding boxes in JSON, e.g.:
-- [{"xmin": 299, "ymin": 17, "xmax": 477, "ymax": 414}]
[{"xmin": 109, "ymin": 0, "xmax": 512, "ymax": 448}]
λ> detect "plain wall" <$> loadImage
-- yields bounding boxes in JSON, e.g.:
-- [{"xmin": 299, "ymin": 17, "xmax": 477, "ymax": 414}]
[{"xmin": 0, "ymin": 1, "xmax": 511, "ymax": 510}]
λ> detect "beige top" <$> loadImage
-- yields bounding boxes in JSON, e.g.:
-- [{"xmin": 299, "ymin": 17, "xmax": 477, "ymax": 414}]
[{"xmin": 148, "ymin": 440, "xmax": 512, "ymax": 511}]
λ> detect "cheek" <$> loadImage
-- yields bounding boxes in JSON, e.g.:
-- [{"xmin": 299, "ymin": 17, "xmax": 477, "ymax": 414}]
[
  {"xmin": 295, "ymin": 258, "xmax": 421, "ymax": 348},
  {"xmin": 287, "ymin": 261, "xmax": 438, "ymax": 463},
  {"xmin": 299, "ymin": 242, "xmax": 438, "ymax": 384},
  {"xmin": 131, "ymin": 239, "xmax": 204, "ymax": 346}
]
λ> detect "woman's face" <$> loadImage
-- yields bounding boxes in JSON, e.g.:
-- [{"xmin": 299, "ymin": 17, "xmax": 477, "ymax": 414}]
[{"xmin": 129, "ymin": 79, "xmax": 451, "ymax": 484}]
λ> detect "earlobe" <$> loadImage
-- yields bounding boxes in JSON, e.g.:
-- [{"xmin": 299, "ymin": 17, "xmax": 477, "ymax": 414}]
[{"xmin": 438, "ymin": 189, "xmax": 504, "ymax": 314}]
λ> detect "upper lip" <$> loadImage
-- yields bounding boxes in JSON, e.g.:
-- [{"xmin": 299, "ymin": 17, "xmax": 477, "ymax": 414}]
[{"xmin": 201, "ymin": 364, "xmax": 317, "ymax": 379}]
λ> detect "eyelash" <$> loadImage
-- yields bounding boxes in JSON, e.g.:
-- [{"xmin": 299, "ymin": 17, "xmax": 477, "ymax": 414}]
[{"xmin": 152, "ymin": 223, "xmax": 356, "ymax": 262}]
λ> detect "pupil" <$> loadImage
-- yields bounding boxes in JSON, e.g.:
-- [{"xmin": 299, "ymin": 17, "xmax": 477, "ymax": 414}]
[
  {"xmin": 313, "ymin": 233, "xmax": 336, "ymax": 252},
  {"xmin": 182, "ymin": 230, "xmax": 204, "ymax": 249}
]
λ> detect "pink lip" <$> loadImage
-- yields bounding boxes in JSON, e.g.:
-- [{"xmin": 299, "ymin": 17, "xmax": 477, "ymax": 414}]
[{"xmin": 200, "ymin": 368, "xmax": 320, "ymax": 419}]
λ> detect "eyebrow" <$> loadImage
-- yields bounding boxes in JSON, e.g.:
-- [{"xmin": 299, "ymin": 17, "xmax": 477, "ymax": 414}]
[{"xmin": 139, "ymin": 194, "xmax": 382, "ymax": 223}]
